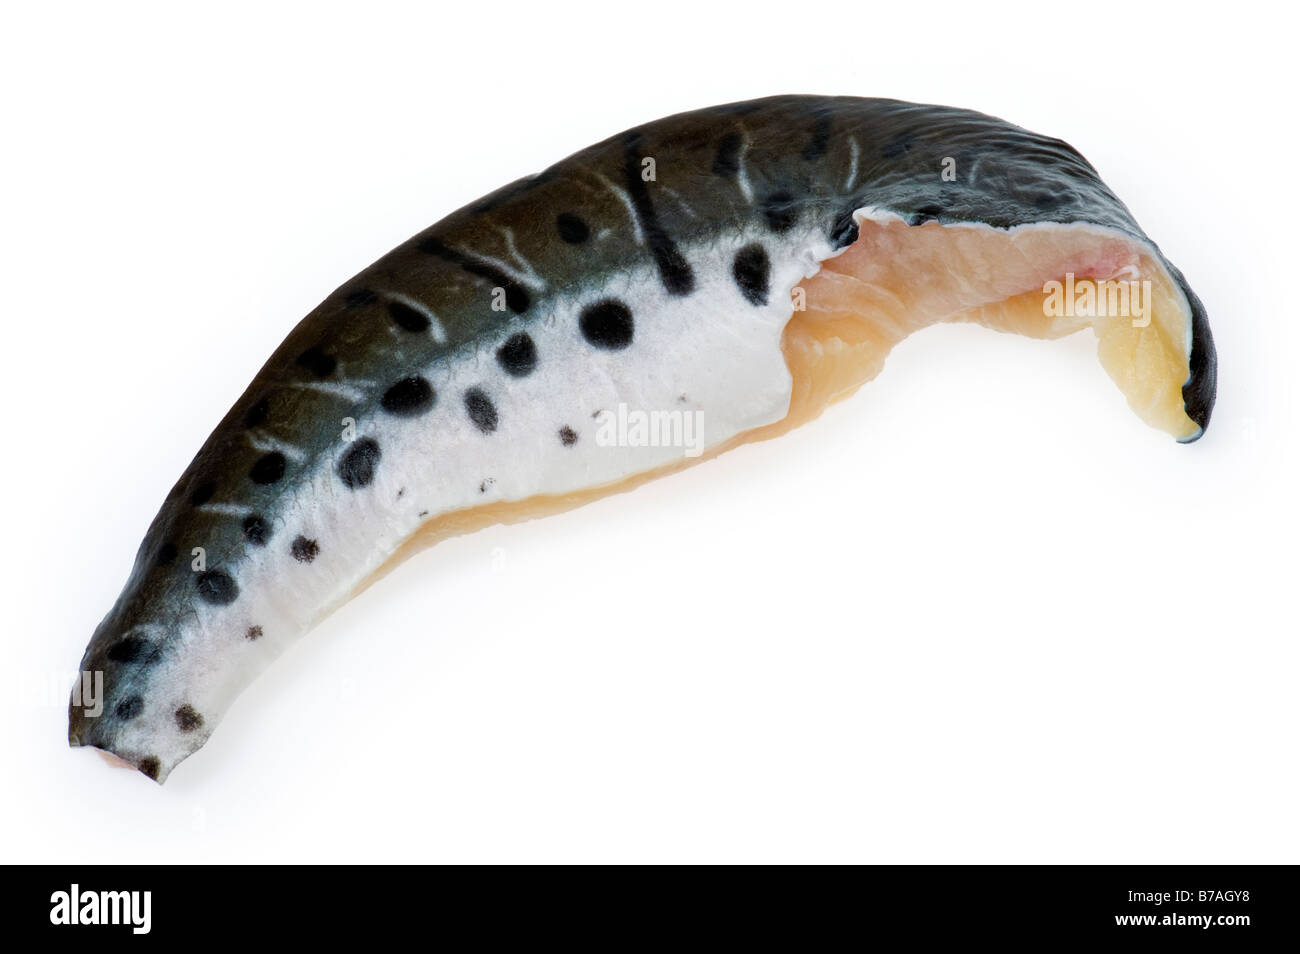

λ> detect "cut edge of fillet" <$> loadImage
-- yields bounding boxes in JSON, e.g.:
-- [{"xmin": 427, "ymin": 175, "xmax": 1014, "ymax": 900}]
[{"xmin": 354, "ymin": 210, "xmax": 1206, "ymax": 601}]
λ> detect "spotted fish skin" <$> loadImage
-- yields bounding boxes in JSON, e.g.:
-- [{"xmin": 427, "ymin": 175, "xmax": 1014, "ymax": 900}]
[{"xmin": 69, "ymin": 95, "xmax": 1216, "ymax": 782}]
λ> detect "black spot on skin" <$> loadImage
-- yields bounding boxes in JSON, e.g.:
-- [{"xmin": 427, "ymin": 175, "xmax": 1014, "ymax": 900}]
[
  {"xmin": 496, "ymin": 332, "xmax": 537, "ymax": 377},
  {"xmin": 295, "ymin": 346, "xmax": 337, "ymax": 378},
  {"xmin": 910, "ymin": 204, "xmax": 944, "ymax": 226},
  {"xmin": 242, "ymin": 515, "xmax": 269, "ymax": 546},
  {"xmin": 249, "ymin": 451, "xmax": 286, "ymax": 485},
  {"xmin": 138, "ymin": 757, "xmax": 160, "ymax": 780},
  {"xmin": 345, "ymin": 288, "xmax": 377, "ymax": 308},
  {"xmin": 244, "ymin": 397, "xmax": 270, "ymax": 429},
  {"xmin": 190, "ymin": 480, "xmax": 216, "ymax": 506},
  {"xmin": 419, "ymin": 238, "xmax": 531, "ymax": 314},
  {"xmin": 107, "ymin": 636, "xmax": 148, "ymax": 663},
  {"xmin": 830, "ymin": 207, "xmax": 860, "ymax": 249},
  {"xmin": 387, "ymin": 300, "xmax": 431, "ymax": 333},
  {"xmin": 579, "ymin": 299, "xmax": 634, "ymax": 350},
  {"xmin": 464, "ymin": 387, "xmax": 498, "ymax": 433},
  {"xmin": 479, "ymin": 478, "xmax": 494, "ymax": 494},
  {"xmin": 115, "ymin": 695, "xmax": 143, "ymax": 720},
  {"xmin": 381, "ymin": 376, "xmax": 436, "ymax": 416},
  {"xmin": 245, "ymin": 625, "xmax": 263, "ymax": 641},
  {"xmin": 195, "ymin": 569, "xmax": 239, "ymax": 605},
  {"xmin": 801, "ymin": 108, "xmax": 833, "ymax": 161},
  {"xmin": 156, "ymin": 541, "xmax": 178, "ymax": 567},
  {"xmin": 713, "ymin": 131, "xmax": 742, "ymax": 177},
  {"xmin": 623, "ymin": 133, "xmax": 694, "ymax": 296},
  {"xmin": 559, "ymin": 426, "xmax": 578, "ymax": 446},
  {"xmin": 881, "ymin": 131, "xmax": 916, "ymax": 159},
  {"xmin": 556, "ymin": 213, "xmax": 590, "ymax": 244},
  {"xmin": 503, "ymin": 284, "xmax": 531, "ymax": 315},
  {"xmin": 762, "ymin": 192, "xmax": 798, "ymax": 234},
  {"xmin": 338, "ymin": 437, "xmax": 381, "ymax": 489},
  {"xmin": 291, "ymin": 535, "xmax": 320, "ymax": 563},
  {"xmin": 175, "ymin": 705, "xmax": 203, "ymax": 732},
  {"xmin": 732, "ymin": 243, "xmax": 771, "ymax": 306}
]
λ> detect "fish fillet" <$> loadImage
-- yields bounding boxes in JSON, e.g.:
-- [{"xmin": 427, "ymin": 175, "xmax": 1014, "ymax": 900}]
[{"xmin": 68, "ymin": 95, "xmax": 1216, "ymax": 782}]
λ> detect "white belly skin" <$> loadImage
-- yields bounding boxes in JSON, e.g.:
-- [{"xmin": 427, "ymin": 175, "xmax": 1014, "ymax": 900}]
[{"xmin": 113, "ymin": 224, "xmax": 837, "ymax": 780}]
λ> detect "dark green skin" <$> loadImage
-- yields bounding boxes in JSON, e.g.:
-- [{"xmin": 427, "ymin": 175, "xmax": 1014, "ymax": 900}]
[{"xmin": 70, "ymin": 95, "xmax": 1216, "ymax": 779}]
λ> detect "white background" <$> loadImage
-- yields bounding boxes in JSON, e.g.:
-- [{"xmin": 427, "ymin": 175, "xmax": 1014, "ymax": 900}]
[{"xmin": 1, "ymin": 1, "xmax": 1294, "ymax": 863}]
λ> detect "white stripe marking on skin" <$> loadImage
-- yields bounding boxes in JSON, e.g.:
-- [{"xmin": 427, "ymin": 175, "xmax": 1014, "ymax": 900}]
[
  {"xmin": 447, "ymin": 237, "xmax": 546, "ymax": 293},
  {"xmin": 662, "ymin": 187, "xmax": 698, "ymax": 219},
  {"xmin": 590, "ymin": 172, "xmax": 644, "ymax": 244},
  {"xmin": 247, "ymin": 434, "xmax": 308, "ymax": 462},
  {"xmin": 384, "ymin": 292, "xmax": 448, "ymax": 344},
  {"xmin": 197, "ymin": 503, "xmax": 251, "ymax": 517},
  {"xmin": 496, "ymin": 227, "xmax": 549, "ymax": 290},
  {"xmin": 288, "ymin": 381, "xmax": 372, "ymax": 402},
  {"xmin": 736, "ymin": 133, "xmax": 754, "ymax": 204}
]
